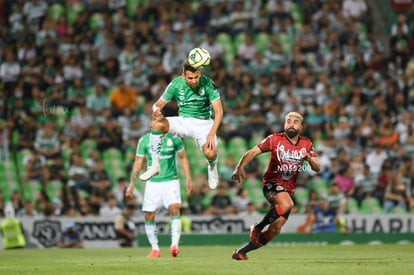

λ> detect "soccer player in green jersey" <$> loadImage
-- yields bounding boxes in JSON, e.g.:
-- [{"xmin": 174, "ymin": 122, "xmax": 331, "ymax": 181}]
[
  {"xmin": 139, "ymin": 61, "xmax": 223, "ymax": 189},
  {"xmin": 126, "ymin": 133, "xmax": 192, "ymax": 258}
]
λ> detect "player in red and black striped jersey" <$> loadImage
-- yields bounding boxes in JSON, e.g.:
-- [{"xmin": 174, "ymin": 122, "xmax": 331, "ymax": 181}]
[{"xmin": 232, "ymin": 112, "xmax": 320, "ymax": 261}]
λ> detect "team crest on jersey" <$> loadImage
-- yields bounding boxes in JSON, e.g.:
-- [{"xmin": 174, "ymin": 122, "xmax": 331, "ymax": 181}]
[
  {"xmin": 166, "ymin": 138, "xmax": 173, "ymax": 146},
  {"xmin": 199, "ymin": 88, "xmax": 205, "ymax": 96},
  {"xmin": 276, "ymin": 185, "xmax": 284, "ymax": 191}
]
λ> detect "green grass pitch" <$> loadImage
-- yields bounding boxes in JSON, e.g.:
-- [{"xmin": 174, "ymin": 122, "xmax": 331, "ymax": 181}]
[{"xmin": 1, "ymin": 244, "xmax": 413, "ymax": 275}]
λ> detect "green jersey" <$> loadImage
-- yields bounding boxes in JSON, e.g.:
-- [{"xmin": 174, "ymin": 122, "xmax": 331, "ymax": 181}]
[
  {"xmin": 161, "ymin": 75, "xmax": 220, "ymax": 120},
  {"xmin": 136, "ymin": 133, "xmax": 183, "ymax": 182}
]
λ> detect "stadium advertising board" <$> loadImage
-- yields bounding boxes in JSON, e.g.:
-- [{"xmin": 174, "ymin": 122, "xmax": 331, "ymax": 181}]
[{"xmin": 0, "ymin": 214, "xmax": 413, "ymax": 249}]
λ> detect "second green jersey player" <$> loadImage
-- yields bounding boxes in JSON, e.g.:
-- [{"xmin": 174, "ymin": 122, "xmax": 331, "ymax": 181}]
[
  {"xmin": 126, "ymin": 132, "xmax": 192, "ymax": 258},
  {"xmin": 140, "ymin": 60, "xmax": 223, "ymax": 189}
]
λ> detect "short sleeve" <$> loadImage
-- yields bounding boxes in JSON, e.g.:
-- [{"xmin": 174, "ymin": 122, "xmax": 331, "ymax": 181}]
[
  {"xmin": 136, "ymin": 135, "xmax": 148, "ymax": 157},
  {"xmin": 206, "ymin": 78, "xmax": 220, "ymax": 102},
  {"xmin": 173, "ymin": 137, "xmax": 184, "ymax": 152},
  {"xmin": 257, "ymin": 134, "xmax": 275, "ymax": 153},
  {"xmin": 308, "ymin": 142, "xmax": 317, "ymax": 158},
  {"xmin": 160, "ymin": 81, "xmax": 176, "ymax": 102}
]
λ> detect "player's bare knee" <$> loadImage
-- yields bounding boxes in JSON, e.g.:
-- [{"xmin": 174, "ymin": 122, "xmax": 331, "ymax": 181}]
[
  {"xmin": 202, "ymin": 147, "xmax": 216, "ymax": 160},
  {"xmin": 280, "ymin": 201, "xmax": 294, "ymax": 213},
  {"xmin": 169, "ymin": 204, "xmax": 181, "ymax": 216},
  {"xmin": 152, "ymin": 119, "xmax": 169, "ymax": 133},
  {"xmin": 169, "ymin": 210, "xmax": 180, "ymax": 216},
  {"xmin": 268, "ymin": 224, "xmax": 282, "ymax": 236},
  {"xmin": 144, "ymin": 212, "xmax": 155, "ymax": 221},
  {"xmin": 205, "ymin": 152, "xmax": 216, "ymax": 161},
  {"xmin": 277, "ymin": 194, "xmax": 294, "ymax": 213},
  {"xmin": 272, "ymin": 227, "xmax": 281, "ymax": 235}
]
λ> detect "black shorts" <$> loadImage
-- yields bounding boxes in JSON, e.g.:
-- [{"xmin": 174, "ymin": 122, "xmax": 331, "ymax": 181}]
[{"xmin": 262, "ymin": 182, "xmax": 288, "ymax": 204}]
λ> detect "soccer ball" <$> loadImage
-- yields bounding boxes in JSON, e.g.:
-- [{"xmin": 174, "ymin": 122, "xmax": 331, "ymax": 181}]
[{"xmin": 187, "ymin": 47, "xmax": 211, "ymax": 69}]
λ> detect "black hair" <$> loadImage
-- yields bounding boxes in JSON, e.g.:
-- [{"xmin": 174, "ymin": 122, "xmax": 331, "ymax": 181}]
[{"xmin": 183, "ymin": 62, "xmax": 200, "ymax": 73}]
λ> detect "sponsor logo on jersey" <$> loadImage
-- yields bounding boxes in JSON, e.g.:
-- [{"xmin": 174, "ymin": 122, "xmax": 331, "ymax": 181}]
[{"xmin": 275, "ymin": 143, "xmax": 303, "ymax": 163}]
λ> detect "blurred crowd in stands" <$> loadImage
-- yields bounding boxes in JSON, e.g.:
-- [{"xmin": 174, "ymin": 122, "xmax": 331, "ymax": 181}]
[{"xmin": 1, "ymin": 0, "xmax": 414, "ymax": 230}]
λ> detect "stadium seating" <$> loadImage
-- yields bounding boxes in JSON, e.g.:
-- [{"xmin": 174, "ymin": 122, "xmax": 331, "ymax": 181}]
[
  {"xmin": 89, "ymin": 12, "xmax": 105, "ymax": 32},
  {"xmin": 67, "ymin": 2, "xmax": 85, "ymax": 25},
  {"xmin": 254, "ymin": 32, "xmax": 271, "ymax": 53},
  {"xmin": 228, "ymin": 137, "xmax": 248, "ymax": 162},
  {"xmin": 22, "ymin": 180, "xmax": 41, "ymax": 202},
  {"xmin": 80, "ymin": 139, "xmax": 97, "ymax": 160},
  {"xmin": 294, "ymin": 187, "xmax": 309, "ymax": 213},
  {"xmin": 183, "ymin": 138, "xmax": 207, "ymax": 176},
  {"xmin": 359, "ymin": 197, "xmax": 384, "ymax": 214},
  {"xmin": 256, "ymin": 152, "xmax": 270, "ymax": 172},
  {"xmin": 308, "ymin": 177, "xmax": 328, "ymax": 199},
  {"xmin": 248, "ymin": 187, "xmax": 265, "ymax": 207},
  {"xmin": 243, "ymin": 176, "xmax": 264, "ymax": 206},
  {"xmin": 62, "ymin": 149, "xmax": 71, "ymax": 169},
  {"xmin": 275, "ymin": 33, "xmax": 294, "ymax": 54},
  {"xmin": 127, "ymin": 0, "xmax": 147, "ymax": 17},
  {"xmin": 103, "ymin": 147, "xmax": 126, "ymax": 182},
  {"xmin": 290, "ymin": 2, "xmax": 303, "ymax": 32},
  {"xmin": 233, "ymin": 33, "xmax": 247, "ymax": 53},
  {"xmin": 16, "ymin": 149, "xmax": 32, "ymax": 177},
  {"xmin": 48, "ymin": 2, "xmax": 65, "ymax": 22},
  {"xmin": 46, "ymin": 179, "xmax": 63, "ymax": 201},
  {"xmin": 248, "ymin": 133, "xmax": 265, "ymax": 148},
  {"xmin": 0, "ymin": 161, "xmax": 20, "ymax": 201},
  {"xmin": 217, "ymin": 139, "xmax": 228, "ymax": 166},
  {"xmin": 346, "ymin": 197, "xmax": 360, "ymax": 214},
  {"xmin": 215, "ymin": 32, "xmax": 235, "ymax": 66},
  {"xmin": 390, "ymin": 206, "xmax": 407, "ymax": 214}
]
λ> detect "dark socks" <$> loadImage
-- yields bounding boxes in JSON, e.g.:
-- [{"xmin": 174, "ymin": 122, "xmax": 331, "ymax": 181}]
[
  {"xmin": 237, "ymin": 241, "xmax": 262, "ymax": 254},
  {"xmin": 258, "ymin": 233, "xmax": 269, "ymax": 245},
  {"xmin": 255, "ymin": 204, "xmax": 284, "ymax": 231},
  {"xmin": 237, "ymin": 205, "xmax": 286, "ymax": 255}
]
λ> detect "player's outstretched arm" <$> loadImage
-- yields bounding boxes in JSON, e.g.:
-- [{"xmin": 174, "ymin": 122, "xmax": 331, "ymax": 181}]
[{"xmin": 231, "ymin": 146, "xmax": 262, "ymax": 183}]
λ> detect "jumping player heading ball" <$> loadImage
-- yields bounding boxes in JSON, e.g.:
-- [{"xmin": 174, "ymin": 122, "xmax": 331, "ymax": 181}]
[{"xmin": 140, "ymin": 48, "xmax": 223, "ymax": 190}]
